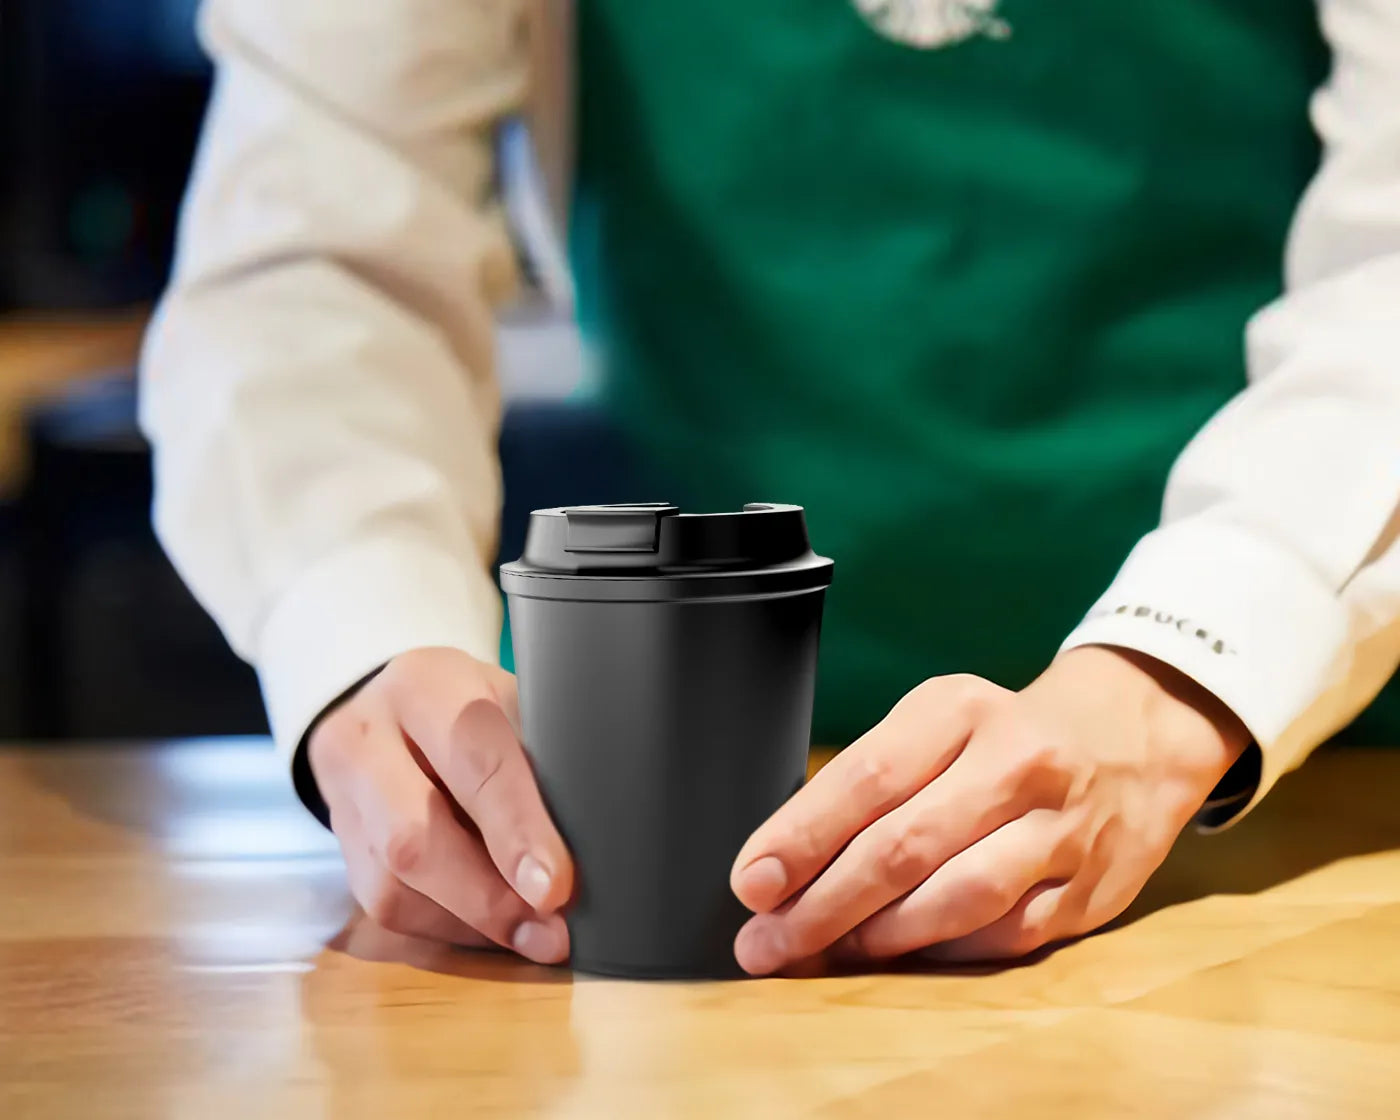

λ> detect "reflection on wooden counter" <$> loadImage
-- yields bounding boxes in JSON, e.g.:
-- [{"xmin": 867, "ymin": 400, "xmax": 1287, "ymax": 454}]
[{"xmin": 2, "ymin": 740, "xmax": 1400, "ymax": 1118}]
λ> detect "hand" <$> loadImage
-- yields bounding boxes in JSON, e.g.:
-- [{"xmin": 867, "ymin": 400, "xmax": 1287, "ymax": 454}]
[
  {"xmin": 308, "ymin": 647, "xmax": 573, "ymax": 963},
  {"xmin": 729, "ymin": 646, "xmax": 1249, "ymax": 973}
]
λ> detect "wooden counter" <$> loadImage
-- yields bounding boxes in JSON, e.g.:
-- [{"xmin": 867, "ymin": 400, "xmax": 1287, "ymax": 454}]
[{"xmin": 3, "ymin": 740, "xmax": 1399, "ymax": 1117}]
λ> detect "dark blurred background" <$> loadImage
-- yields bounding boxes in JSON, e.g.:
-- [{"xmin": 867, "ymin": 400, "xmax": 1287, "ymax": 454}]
[{"xmin": 0, "ymin": 0, "xmax": 624, "ymax": 744}]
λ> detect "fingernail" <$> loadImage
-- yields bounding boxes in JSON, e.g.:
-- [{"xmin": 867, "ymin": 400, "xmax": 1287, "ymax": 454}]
[
  {"xmin": 737, "ymin": 922, "xmax": 787, "ymax": 976},
  {"xmin": 514, "ymin": 853, "xmax": 554, "ymax": 910},
  {"xmin": 512, "ymin": 918, "xmax": 566, "ymax": 964},
  {"xmin": 736, "ymin": 856, "xmax": 787, "ymax": 904}
]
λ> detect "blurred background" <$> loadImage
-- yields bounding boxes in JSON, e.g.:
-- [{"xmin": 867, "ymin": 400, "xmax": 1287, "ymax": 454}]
[{"xmin": 0, "ymin": 0, "xmax": 630, "ymax": 743}]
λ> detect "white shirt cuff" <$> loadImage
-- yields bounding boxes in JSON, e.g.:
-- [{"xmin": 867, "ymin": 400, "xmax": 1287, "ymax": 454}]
[
  {"xmin": 255, "ymin": 534, "xmax": 503, "ymax": 761},
  {"xmin": 1060, "ymin": 517, "xmax": 1352, "ymax": 826}
]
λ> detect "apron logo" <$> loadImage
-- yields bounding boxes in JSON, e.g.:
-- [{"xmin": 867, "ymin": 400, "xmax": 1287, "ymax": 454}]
[{"xmin": 852, "ymin": 0, "xmax": 1011, "ymax": 49}]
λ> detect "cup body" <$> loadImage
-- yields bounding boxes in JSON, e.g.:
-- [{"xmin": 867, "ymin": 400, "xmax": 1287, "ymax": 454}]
[
  {"xmin": 501, "ymin": 503, "xmax": 831, "ymax": 978},
  {"xmin": 508, "ymin": 589, "xmax": 825, "ymax": 977}
]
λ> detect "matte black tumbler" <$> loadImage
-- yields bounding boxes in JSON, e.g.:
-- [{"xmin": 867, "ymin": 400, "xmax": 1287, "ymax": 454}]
[{"xmin": 500, "ymin": 503, "xmax": 833, "ymax": 979}]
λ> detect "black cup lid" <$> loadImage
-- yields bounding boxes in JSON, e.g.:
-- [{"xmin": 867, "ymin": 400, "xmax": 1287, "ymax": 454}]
[{"xmin": 499, "ymin": 503, "xmax": 834, "ymax": 602}]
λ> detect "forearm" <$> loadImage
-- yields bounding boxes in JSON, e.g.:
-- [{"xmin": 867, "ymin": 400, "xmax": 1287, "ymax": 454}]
[
  {"xmin": 140, "ymin": 0, "xmax": 528, "ymax": 754},
  {"xmin": 1062, "ymin": 0, "xmax": 1400, "ymax": 824}
]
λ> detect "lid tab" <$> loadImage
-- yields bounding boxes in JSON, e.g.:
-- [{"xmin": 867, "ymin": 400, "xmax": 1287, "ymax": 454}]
[{"xmin": 564, "ymin": 503, "xmax": 679, "ymax": 553}]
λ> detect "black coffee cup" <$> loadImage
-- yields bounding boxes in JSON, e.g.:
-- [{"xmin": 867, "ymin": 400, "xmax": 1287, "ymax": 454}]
[{"xmin": 500, "ymin": 502, "xmax": 833, "ymax": 978}]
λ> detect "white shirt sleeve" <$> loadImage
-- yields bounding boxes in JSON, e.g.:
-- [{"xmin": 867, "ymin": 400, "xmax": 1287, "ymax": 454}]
[
  {"xmin": 139, "ymin": 0, "xmax": 527, "ymax": 758},
  {"xmin": 1062, "ymin": 0, "xmax": 1400, "ymax": 826}
]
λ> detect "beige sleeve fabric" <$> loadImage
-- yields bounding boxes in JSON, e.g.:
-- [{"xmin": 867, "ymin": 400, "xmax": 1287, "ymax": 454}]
[
  {"xmin": 1062, "ymin": 0, "xmax": 1400, "ymax": 827},
  {"xmin": 140, "ymin": 0, "xmax": 530, "ymax": 758}
]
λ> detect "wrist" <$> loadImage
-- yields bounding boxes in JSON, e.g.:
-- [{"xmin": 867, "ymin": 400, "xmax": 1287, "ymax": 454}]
[
  {"xmin": 299, "ymin": 666, "xmax": 386, "ymax": 830},
  {"xmin": 1042, "ymin": 645, "xmax": 1251, "ymax": 782}
]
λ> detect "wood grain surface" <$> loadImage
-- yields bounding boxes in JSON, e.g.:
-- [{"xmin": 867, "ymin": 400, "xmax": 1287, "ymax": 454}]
[{"xmin": 3, "ymin": 740, "xmax": 1400, "ymax": 1118}]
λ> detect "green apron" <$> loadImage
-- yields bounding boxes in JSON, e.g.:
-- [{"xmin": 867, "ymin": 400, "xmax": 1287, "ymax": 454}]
[{"xmin": 568, "ymin": 2, "xmax": 1394, "ymax": 746}]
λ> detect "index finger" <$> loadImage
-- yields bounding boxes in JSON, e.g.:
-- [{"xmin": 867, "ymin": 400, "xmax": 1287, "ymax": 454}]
[
  {"xmin": 731, "ymin": 676, "xmax": 1001, "ymax": 913},
  {"xmin": 385, "ymin": 652, "xmax": 574, "ymax": 913}
]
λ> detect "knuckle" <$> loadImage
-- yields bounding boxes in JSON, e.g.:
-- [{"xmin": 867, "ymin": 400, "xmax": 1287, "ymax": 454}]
[
  {"xmin": 992, "ymin": 755, "xmax": 1044, "ymax": 807},
  {"xmin": 1007, "ymin": 902, "xmax": 1059, "ymax": 957},
  {"xmin": 945, "ymin": 672, "xmax": 991, "ymax": 706},
  {"xmin": 980, "ymin": 718, "xmax": 1068, "ymax": 807},
  {"xmin": 1008, "ymin": 922, "xmax": 1050, "ymax": 958},
  {"xmin": 891, "ymin": 677, "xmax": 946, "ymax": 719},
  {"xmin": 380, "ymin": 647, "xmax": 460, "ymax": 701},
  {"xmin": 381, "ymin": 817, "xmax": 432, "ymax": 879},
  {"xmin": 904, "ymin": 674, "xmax": 1008, "ymax": 720},
  {"xmin": 902, "ymin": 676, "xmax": 947, "ymax": 706},
  {"xmin": 779, "ymin": 815, "xmax": 826, "ymax": 870},
  {"xmin": 849, "ymin": 751, "xmax": 902, "ymax": 812},
  {"xmin": 946, "ymin": 674, "xmax": 1007, "ymax": 717},
  {"xmin": 1051, "ymin": 821, "xmax": 1091, "ymax": 870},
  {"xmin": 1018, "ymin": 740, "xmax": 1073, "ymax": 805},
  {"xmin": 950, "ymin": 873, "xmax": 1018, "ymax": 923},
  {"xmin": 872, "ymin": 824, "xmax": 938, "ymax": 890},
  {"xmin": 1020, "ymin": 724, "xmax": 1067, "ymax": 773}
]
